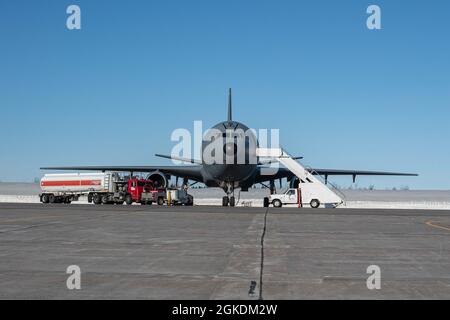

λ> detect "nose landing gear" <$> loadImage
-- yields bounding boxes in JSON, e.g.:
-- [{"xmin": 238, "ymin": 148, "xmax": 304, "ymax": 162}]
[
  {"xmin": 222, "ymin": 184, "xmax": 236, "ymax": 207},
  {"xmin": 222, "ymin": 195, "xmax": 236, "ymax": 207}
]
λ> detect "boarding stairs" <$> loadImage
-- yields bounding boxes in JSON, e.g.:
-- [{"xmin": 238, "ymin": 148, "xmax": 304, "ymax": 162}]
[{"xmin": 256, "ymin": 148, "xmax": 345, "ymax": 207}]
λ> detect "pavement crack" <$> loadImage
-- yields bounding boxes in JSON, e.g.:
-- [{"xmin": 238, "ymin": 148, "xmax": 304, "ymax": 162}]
[{"xmin": 258, "ymin": 206, "xmax": 269, "ymax": 300}]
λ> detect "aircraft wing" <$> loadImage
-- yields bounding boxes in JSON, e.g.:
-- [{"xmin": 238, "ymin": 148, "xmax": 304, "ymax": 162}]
[
  {"xmin": 255, "ymin": 167, "xmax": 418, "ymax": 184},
  {"xmin": 40, "ymin": 165, "xmax": 204, "ymax": 182}
]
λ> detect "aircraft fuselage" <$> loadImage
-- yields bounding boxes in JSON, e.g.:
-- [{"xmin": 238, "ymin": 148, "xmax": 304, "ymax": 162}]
[{"xmin": 200, "ymin": 120, "xmax": 258, "ymax": 192}]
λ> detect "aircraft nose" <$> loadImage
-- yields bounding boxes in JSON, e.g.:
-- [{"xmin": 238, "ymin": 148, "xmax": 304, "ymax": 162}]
[{"xmin": 223, "ymin": 142, "xmax": 238, "ymax": 156}]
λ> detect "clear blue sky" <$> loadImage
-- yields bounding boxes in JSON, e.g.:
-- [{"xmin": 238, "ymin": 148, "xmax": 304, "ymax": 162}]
[{"xmin": 0, "ymin": 0, "xmax": 449, "ymax": 189}]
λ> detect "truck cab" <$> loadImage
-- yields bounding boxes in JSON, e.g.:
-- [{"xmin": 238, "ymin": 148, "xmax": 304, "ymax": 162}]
[
  {"xmin": 126, "ymin": 178, "xmax": 165, "ymax": 205},
  {"xmin": 267, "ymin": 188, "xmax": 321, "ymax": 209},
  {"xmin": 127, "ymin": 179, "xmax": 152, "ymax": 201}
]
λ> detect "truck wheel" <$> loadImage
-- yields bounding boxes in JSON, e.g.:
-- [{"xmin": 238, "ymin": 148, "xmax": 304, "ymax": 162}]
[
  {"xmin": 87, "ymin": 194, "xmax": 93, "ymax": 203},
  {"xmin": 222, "ymin": 196, "xmax": 229, "ymax": 207},
  {"xmin": 272, "ymin": 199, "xmax": 282, "ymax": 208},
  {"xmin": 48, "ymin": 194, "xmax": 55, "ymax": 204},
  {"xmin": 64, "ymin": 197, "xmax": 71, "ymax": 204},
  {"xmin": 310, "ymin": 199, "xmax": 320, "ymax": 209},
  {"xmin": 157, "ymin": 197, "xmax": 164, "ymax": 206},
  {"xmin": 101, "ymin": 195, "xmax": 109, "ymax": 204},
  {"xmin": 93, "ymin": 194, "xmax": 102, "ymax": 205},
  {"xmin": 41, "ymin": 194, "xmax": 49, "ymax": 204},
  {"xmin": 125, "ymin": 194, "xmax": 133, "ymax": 205},
  {"xmin": 263, "ymin": 197, "xmax": 269, "ymax": 208},
  {"xmin": 229, "ymin": 196, "xmax": 236, "ymax": 207},
  {"xmin": 116, "ymin": 201, "xmax": 124, "ymax": 205}
]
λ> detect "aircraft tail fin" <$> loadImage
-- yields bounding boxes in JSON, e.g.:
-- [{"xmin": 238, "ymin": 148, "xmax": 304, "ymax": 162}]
[{"xmin": 227, "ymin": 88, "xmax": 232, "ymax": 121}]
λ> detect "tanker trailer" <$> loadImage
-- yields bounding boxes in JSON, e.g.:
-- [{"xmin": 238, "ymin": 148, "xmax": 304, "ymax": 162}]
[{"xmin": 39, "ymin": 172, "xmax": 121, "ymax": 204}]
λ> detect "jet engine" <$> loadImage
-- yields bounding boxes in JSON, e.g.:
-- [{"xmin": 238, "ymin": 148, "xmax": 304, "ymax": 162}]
[{"xmin": 146, "ymin": 171, "xmax": 169, "ymax": 188}]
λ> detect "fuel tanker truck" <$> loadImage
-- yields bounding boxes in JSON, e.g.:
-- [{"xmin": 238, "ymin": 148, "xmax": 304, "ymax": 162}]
[{"xmin": 39, "ymin": 172, "xmax": 174, "ymax": 205}]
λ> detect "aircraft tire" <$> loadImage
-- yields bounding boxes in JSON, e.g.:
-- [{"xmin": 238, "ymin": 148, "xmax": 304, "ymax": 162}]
[
  {"xmin": 222, "ymin": 196, "xmax": 229, "ymax": 207},
  {"xmin": 229, "ymin": 196, "xmax": 235, "ymax": 207}
]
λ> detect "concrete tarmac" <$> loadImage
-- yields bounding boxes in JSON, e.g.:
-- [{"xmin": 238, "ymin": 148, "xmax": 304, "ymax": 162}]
[{"xmin": 0, "ymin": 203, "xmax": 449, "ymax": 299}]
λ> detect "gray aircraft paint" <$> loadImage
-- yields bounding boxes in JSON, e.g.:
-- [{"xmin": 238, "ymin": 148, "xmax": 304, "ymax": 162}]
[{"xmin": 41, "ymin": 89, "xmax": 417, "ymax": 195}]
